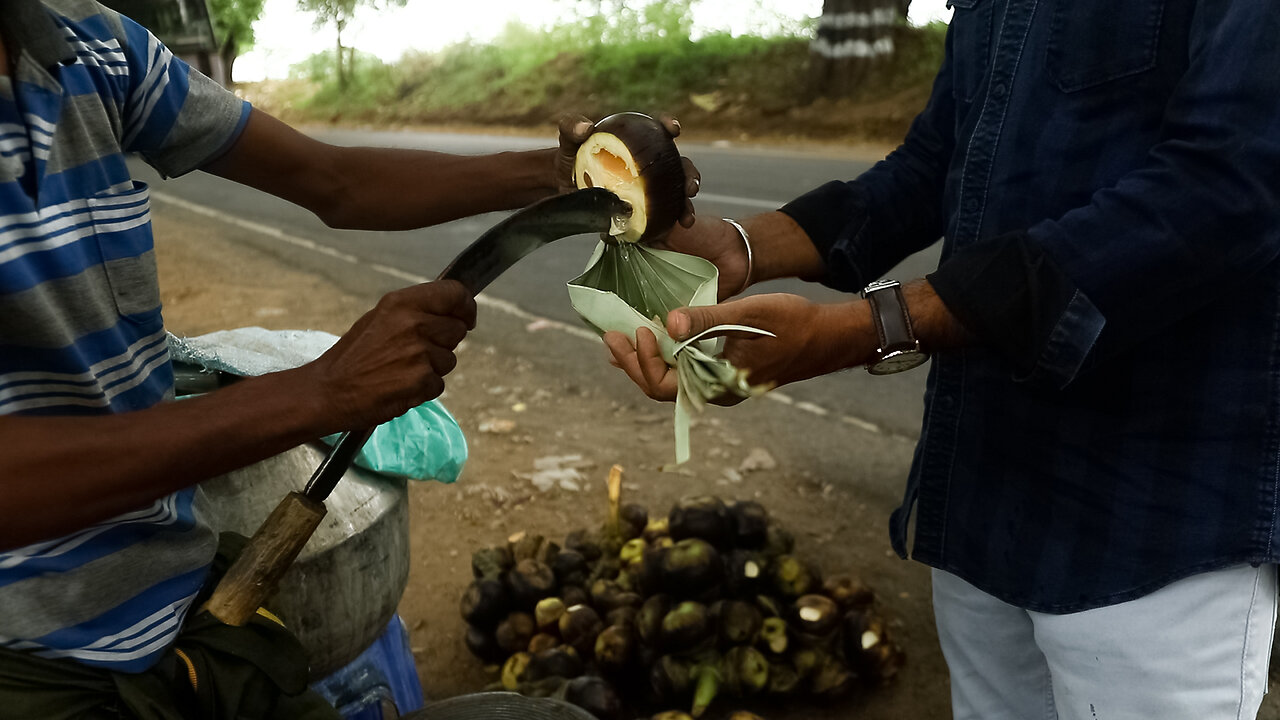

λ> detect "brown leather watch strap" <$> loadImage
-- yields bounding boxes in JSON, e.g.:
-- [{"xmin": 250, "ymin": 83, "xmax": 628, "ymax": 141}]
[{"xmin": 864, "ymin": 280, "xmax": 918, "ymax": 353}]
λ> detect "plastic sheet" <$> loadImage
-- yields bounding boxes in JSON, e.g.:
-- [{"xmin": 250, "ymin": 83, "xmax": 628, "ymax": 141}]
[{"xmin": 168, "ymin": 328, "xmax": 467, "ymax": 483}]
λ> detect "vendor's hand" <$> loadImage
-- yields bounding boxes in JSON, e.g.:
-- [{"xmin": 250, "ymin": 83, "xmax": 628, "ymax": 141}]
[
  {"xmin": 605, "ymin": 294, "xmax": 870, "ymax": 402},
  {"xmin": 554, "ymin": 113, "xmax": 701, "ymax": 228},
  {"xmin": 305, "ymin": 280, "xmax": 477, "ymax": 430}
]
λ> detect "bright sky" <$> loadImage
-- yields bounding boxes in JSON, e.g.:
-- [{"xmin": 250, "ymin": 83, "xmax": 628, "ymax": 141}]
[{"xmin": 235, "ymin": 0, "xmax": 954, "ymax": 82}]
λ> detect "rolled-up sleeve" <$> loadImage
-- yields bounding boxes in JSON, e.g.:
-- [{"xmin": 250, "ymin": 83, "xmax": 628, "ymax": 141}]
[
  {"xmin": 927, "ymin": 231, "xmax": 1104, "ymax": 388},
  {"xmin": 779, "ymin": 30, "xmax": 959, "ymax": 294}
]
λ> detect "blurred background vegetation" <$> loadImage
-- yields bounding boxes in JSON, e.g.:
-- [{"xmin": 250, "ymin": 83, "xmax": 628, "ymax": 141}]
[{"xmin": 210, "ymin": 0, "xmax": 948, "ymax": 144}]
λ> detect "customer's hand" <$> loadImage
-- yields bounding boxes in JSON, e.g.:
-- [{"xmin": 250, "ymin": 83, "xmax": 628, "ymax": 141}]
[
  {"xmin": 604, "ymin": 294, "xmax": 868, "ymax": 402},
  {"xmin": 304, "ymin": 280, "xmax": 476, "ymax": 430},
  {"xmin": 553, "ymin": 112, "xmax": 701, "ymax": 229}
]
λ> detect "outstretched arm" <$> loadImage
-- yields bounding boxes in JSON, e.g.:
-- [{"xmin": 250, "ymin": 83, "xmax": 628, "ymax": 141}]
[
  {"xmin": 201, "ymin": 111, "xmax": 699, "ymax": 233},
  {"xmin": 606, "ymin": 280, "xmax": 972, "ymax": 401},
  {"xmin": 201, "ymin": 109, "xmax": 565, "ymax": 231}
]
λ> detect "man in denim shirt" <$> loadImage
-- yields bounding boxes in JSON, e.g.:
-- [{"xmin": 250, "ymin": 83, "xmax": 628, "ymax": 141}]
[{"xmin": 607, "ymin": 0, "xmax": 1280, "ymax": 716}]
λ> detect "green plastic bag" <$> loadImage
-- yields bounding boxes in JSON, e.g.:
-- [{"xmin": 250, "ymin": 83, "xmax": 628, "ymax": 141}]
[
  {"xmin": 320, "ymin": 401, "xmax": 467, "ymax": 484},
  {"xmin": 568, "ymin": 241, "xmax": 772, "ymax": 464}
]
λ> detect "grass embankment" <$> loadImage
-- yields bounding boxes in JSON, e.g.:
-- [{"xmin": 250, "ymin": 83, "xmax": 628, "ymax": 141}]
[{"xmin": 243, "ymin": 18, "xmax": 946, "ymax": 145}]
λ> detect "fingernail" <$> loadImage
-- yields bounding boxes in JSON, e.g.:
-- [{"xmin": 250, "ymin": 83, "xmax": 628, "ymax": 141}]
[
  {"xmin": 671, "ymin": 118, "xmax": 681, "ymax": 132},
  {"xmin": 575, "ymin": 121, "xmax": 593, "ymax": 135},
  {"xmin": 669, "ymin": 312, "xmax": 690, "ymax": 339}
]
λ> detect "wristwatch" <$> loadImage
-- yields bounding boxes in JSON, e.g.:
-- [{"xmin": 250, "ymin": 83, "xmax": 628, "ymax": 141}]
[{"xmin": 862, "ymin": 279, "xmax": 929, "ymax": 375}]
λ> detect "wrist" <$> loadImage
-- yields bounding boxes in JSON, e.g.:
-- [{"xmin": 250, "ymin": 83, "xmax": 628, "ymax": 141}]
[
  {"xmin": 721, "ymin": 218, "xmax": 754, "ymax": 295},
  {"xmin": 813, "ymin": 300, "xmax": 877, "ymax": 374},
  {"xmin": 509, "ymin": 148, "xmax": 561, "ymax": 205}
]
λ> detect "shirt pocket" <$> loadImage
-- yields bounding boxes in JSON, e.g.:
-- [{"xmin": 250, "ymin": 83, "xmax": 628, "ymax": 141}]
[
  {"xmin": 89, "ymin": 181, "xmax": 161, "ymax": 319},
  {"xmin": 948, "ymin": 0, "xmax": 995, "ymax": 103},
  {"xmin": 1045, "ymin": 0, "xmax": 1166, "ymax": 92}
]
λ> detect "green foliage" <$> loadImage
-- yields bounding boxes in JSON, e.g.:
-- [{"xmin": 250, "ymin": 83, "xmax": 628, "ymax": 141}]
[
  {"xmin": 282, "ymin": 9, "xmax": 945, "ymax": 139},
  {"xmin": 293, "ymin": 49, "xmax": 398, "ymax": 110},
  {"xmin": 206, "ymin": 0, "xmax": 265, "ymax": 50}
]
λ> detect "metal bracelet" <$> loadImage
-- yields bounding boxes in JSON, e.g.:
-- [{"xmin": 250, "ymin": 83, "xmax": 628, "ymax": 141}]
[{"xmin": 722, "ymin": 217, "xmax": 754, "ymax": 297}]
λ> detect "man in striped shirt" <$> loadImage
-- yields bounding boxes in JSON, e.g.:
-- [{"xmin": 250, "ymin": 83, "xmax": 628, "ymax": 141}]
[{"xmin": 0, "ymin": 0, "xmax": 693, "ymax": 715}]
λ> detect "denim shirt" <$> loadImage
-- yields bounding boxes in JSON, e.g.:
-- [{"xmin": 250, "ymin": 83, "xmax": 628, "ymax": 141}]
[{"xmin": 780, "ymin": 0, "xmax": 1280, "ymax": 612}]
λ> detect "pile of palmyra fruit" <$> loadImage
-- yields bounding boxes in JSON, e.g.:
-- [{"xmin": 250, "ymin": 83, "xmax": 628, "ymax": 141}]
[{"xmin": 459, "ymin": 467, "xmax": 905, "ymax": 720}]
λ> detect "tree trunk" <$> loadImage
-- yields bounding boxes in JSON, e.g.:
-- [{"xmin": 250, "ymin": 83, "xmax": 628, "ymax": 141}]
[
  {"xmin": 809, "ymin": 0, "xmax": 908, "ymax": 100},
  {"xmin": 219, "ymin": 36, "xmax": 238, "ymax": 88},
  {"xmin": 335, "ymin": 21, "xmax": 348, "ymax": 92}
]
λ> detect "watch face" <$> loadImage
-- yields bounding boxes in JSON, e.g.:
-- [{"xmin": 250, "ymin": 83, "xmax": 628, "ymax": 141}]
[{"xmin": 868, "ymin": 350, "xmax": 929, "ymax": 375}]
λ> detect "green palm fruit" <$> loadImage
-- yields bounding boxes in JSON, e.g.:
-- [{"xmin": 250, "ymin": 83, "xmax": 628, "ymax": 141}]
[
  {"xmin": 535, "ymin": 597, "xmax": 567, "ymax": 630},
  {"xmin": 723, "ymin": 645, "xmax": 769, "ymax": 696},
  {"xmin": 660, "ymin": 601, "xmax": 712, "ymax": 652},
  {"xmin": 716, "ymin": 600, "xmax": 764, "ymax": 647},
  {"xmin": 471, "ymin": 545, "xmax": 513, "ymax": 579},
  {"xmin": 757, "ymin": 617, "xmax": 788, "ymax": 655},
  {"xmin": 501, "ymin": 651, "xmax": 532, "ymax": 690}
]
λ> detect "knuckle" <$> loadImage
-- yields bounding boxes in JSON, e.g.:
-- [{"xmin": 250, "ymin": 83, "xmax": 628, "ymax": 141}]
[{"xmin": 436, "ymin": 349, "xmax": 459, "ymax": 375}]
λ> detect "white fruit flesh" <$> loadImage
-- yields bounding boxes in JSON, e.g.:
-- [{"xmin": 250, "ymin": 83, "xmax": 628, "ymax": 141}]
[{"xmin": 574, "ymin": 132, "xmax": 647, "ymax": 242}]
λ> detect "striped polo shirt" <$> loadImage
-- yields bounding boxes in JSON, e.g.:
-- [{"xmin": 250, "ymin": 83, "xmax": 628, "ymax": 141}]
[{"xmin": 0, "ymin": 0, "xmax": 249, "ymax": 671}]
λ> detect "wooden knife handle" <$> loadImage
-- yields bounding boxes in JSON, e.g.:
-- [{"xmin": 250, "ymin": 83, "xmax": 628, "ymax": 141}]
[{"xmin": 204, "ymin": 491, "xmax": 327, "ymax": 626}]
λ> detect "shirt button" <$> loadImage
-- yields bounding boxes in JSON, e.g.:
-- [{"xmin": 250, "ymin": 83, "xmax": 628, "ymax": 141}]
[{"xmin": 992, "ymin": 83, "xmax": 1007, "ymax": 98}]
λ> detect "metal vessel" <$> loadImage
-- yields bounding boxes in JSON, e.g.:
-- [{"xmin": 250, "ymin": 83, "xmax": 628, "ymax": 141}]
[
  {"xmin": 402, "ymin": 692, "xmax": 597, "ymax": 720},
  {"xmin": 199, "ymin": 442, "xmax": 410, "ymax": 679}
]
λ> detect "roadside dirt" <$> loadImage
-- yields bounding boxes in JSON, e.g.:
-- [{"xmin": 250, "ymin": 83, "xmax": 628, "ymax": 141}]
[{"xmin": 152, "ymin": 199, "xmax": 1280, "ymax": 720}]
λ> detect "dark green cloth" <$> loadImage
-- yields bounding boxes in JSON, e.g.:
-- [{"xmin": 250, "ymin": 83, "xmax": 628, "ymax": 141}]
[{"xmin": 0, "ymin": 534, "xmax": 342, "ymax": 720}]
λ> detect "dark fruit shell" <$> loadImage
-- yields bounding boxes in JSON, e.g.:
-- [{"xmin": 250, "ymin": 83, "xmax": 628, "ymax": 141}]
[
  {"xmin": 577, "ymin": 112, "xmax": 685, "ymax": 243},
  {"xmin": 460, "ymin": 576, "xmax": 509, "ymax": 627},
  {"xmin": 464, "ymin": 624, "xmax": 505, "ymax": 663},
  {"xmin": 507, "ymin": 558, "xmax": 558, "ymax": 606},
  {"xmin": 564, "ymin": 675, "xmax": 623, "ymax": 720},
  {"xmin": 668, "ymin": 496, "xmax": 732, "ymax": 549}
]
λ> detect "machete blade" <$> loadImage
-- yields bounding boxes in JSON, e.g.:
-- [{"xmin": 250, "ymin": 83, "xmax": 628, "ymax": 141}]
[{"xmin": 436, "ymin": 186, "xmax": 632, "ymax": 294}]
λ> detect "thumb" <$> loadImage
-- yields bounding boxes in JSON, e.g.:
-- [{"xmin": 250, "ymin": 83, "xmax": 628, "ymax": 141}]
[{"xmin": 667, "ymin": 305, "xmax": 725, "ymax": 341}]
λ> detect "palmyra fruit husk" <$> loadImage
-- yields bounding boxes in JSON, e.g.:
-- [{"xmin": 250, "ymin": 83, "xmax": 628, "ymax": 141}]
[{"xmin": 573, "ymin": 112, "xmax": 685, "ymax": 244}]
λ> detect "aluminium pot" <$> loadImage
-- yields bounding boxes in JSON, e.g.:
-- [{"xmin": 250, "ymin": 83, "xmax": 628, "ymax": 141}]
[
  {"xmin": 199, "ymin": 441, "xmax": 410, "ymax": 679},
  {"xmin": 402, "ymin": 692, "xmax": 597, "ymax": 720}
]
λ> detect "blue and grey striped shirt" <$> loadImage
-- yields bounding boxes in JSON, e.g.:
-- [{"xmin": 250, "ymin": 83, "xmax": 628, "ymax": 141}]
[{"xmin": 0, "ymin": 0, "xmax": 249, "ymax": 670}]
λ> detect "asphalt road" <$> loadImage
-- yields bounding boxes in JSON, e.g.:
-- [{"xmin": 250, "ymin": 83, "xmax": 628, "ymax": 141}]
[{"xmin": 133, "ymin": 128, "xmax": 942, "ymax": 438}]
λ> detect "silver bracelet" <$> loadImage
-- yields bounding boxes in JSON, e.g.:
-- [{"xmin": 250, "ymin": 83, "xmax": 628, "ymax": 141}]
[{"xmin": 722, "ymin": 218, "xmax": 754, "ymax": 296}]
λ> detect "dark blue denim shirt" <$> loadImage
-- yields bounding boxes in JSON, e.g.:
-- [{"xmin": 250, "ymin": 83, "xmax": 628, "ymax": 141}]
[{"xmin": 780, "ymin": 0, "xmax": 1280, "ymax": 612}]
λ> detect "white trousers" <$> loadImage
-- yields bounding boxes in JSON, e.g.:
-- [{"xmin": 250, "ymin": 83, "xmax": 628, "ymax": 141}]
[{"xmin": 932, "ymin": 564, "xmax": 1278, "ymax": 720}]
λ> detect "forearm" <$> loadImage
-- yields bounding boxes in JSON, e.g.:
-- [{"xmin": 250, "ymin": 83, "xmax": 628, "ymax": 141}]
[
  {"xmin": 204, "ymin": 109, "xmax": 559, "ymax": 232},
  {"xmin": 740, "ymin": 211, "xmax": 827, "ymax": 284},
  {"xmin": 0, "ymin": 368, "xmax": 332, "ymax": 550},
  {"xmin": 318, "ymin": 145, "xmax": 558, "ymax": 230}
]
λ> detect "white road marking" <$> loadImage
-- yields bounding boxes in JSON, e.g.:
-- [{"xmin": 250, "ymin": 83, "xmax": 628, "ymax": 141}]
[
  {"xmin": 696, "ymin": 192, "xmax": 785, "ymax": 210},
  {"xmin": 151, "ymin": 190, "xmax": 890, "ymax": 436}
]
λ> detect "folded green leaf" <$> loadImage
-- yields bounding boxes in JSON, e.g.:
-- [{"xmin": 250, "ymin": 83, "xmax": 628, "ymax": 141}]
[{"xmin": 568, "ymin": 242, "xmax": 773, "ymax": 464}]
